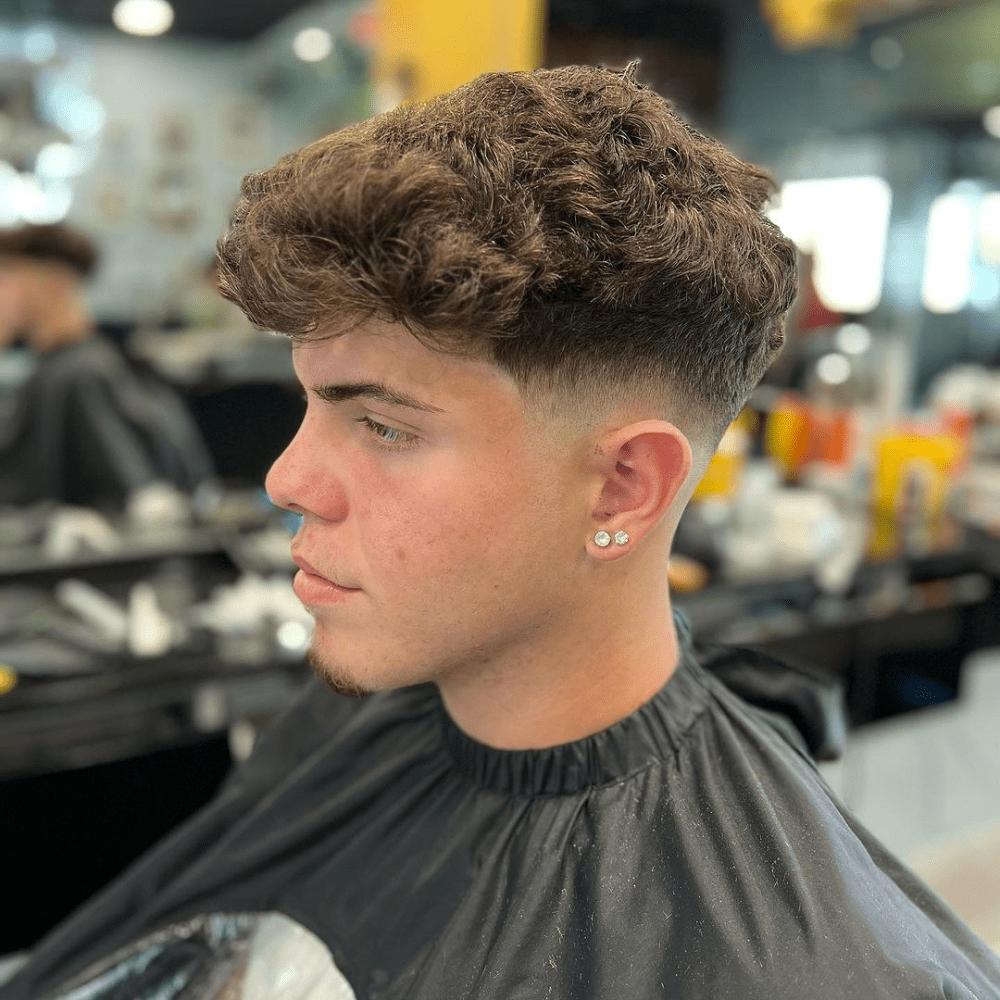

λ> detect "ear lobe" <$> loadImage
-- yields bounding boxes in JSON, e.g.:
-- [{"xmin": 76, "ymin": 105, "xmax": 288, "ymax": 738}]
[{"xmin": 589, "ymin": 420, "xmax": 691, "ymax": 556}]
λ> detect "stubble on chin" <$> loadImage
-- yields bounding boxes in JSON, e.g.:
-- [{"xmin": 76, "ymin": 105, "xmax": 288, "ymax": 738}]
[{"xmin": 306, "ymin": 647, "xmax": 372, "ymax": 699}]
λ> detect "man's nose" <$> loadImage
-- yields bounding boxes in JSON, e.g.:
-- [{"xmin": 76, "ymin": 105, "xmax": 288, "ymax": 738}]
[
  {"xmin": 264, "ymin": 440, "xmax": 302, "ymax": 513},
  {"xmin": 264, "ymin": 420, "xmax": 348, "ymax": 523}
]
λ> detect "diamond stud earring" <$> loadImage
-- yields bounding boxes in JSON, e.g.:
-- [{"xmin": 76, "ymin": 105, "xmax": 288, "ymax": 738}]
[
  {"xmin": 594, "ymin": 530, "xmax": 612, "ymax": 548},
  {"xmin": 614, "ymin": 531, "xmax": 629, "ymax": 546}
]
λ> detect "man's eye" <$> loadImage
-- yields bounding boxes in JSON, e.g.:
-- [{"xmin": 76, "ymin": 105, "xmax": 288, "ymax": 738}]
[{"xmin": 356, "ymin": 416, "xmax": 417, "ymax": 448}]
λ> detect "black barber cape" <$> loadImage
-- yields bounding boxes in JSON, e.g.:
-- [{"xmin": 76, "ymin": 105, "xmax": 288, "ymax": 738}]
[
  {"xmin": 0, "ymin": 337, "xmax": 213, "ymax": 509},
  {"xmin": 5, "ymin": 646, "xmax": 1000, "ymax": 1000}
]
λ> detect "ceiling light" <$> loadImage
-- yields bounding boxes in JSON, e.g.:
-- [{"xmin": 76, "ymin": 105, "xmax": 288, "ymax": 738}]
[
  {"xmin": 8, "ymin": 173, "xmax": 73, "ymax": 225},
  {"xmin": 112, "ymin": 0, "xmax": 174, "ymax": 37},
  {"xmin": 816, "ymin": 353, "xmax": 851, "ymax": 386},
  {"xmin": 922, "ymin": 192, "xmax": 976, "ymax": 314},
  {"xmin": 970, "ymin": 270, "xmax": 1000, "ymax": 312},
  {"xmin": 293, "ymin": 26, "xmax": 333, "ymax": 63},
  {"xmin": 47, "ymin": 84, "xmax": 106, "ymax": 140},
  {"xmin": 23, "ymin": 27, "xmax": 57, "ymax": 64},
  {"xmin": 36, "ymin": 142, "xmax": 88, "ymax": 178},
  {"xmin": 984, "ymin": 106, "xmax": 1000, "ymax": 138},
  {"xmin": 767, "ymin": 176, "xmax": 892, "ymax": 314},
  {"xmin": 835, "ymin": 323, "xmax": 871, "ymax": 356},
  {"xmin": 979, "ymin": 192, "xmax": 1000, "ymax": 264}
]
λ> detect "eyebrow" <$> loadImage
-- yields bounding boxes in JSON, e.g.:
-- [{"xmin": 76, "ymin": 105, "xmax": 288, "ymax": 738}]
[{"xmin": 309, "ymin": 380, "xmax": 444, "ymax": 414}]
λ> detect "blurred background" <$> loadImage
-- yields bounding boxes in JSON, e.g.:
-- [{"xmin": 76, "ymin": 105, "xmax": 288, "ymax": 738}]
[{"xmin": 1, "ymin": 0, "xmax": 999, "ymax": 957}]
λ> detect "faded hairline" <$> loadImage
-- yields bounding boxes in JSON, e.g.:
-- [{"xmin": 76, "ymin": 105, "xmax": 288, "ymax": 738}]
[
  {"xmin": 292, "ymin": 312, "xmax": 719, "ymax": 475},
  {"xmin": 515, "ymin": 365, "xmax": 718, "ymax": 472}
]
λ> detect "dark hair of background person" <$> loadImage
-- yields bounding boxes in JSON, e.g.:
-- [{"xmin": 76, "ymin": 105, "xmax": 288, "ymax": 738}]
[
  {"xmin": 0, "ymin": 223, "xmax": 99, "ymax": 279},
  {"xmin": 216, "ymin": 63, "xmax": 798, "ymax": 443}
]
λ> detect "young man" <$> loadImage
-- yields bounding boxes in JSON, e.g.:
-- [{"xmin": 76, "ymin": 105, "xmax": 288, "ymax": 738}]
[
  {"xmin": 5, "ymin": 65, "xmax": 999, "ymax": 999},
  {"xmin": 0, "ymin": 223, "xmax": 213, "ymax": 511}
]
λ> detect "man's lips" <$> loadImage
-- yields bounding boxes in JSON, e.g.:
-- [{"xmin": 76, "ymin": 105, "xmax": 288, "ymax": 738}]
[
  {"xmin": 291, "ymin": 553, "xmax": 361, "ymax": 604},
  {"xmin": 293, "ymin": 553, "xmax": 331, "ymax": 581}
]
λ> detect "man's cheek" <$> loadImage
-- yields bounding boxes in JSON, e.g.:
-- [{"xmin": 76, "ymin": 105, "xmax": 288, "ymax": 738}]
[
  {"xmin": 355, "ymin": 498, "xmax": 454, "ymax": 574},
  {"xmin": 407, "ymin": 518, "xmax": 487, "ymax": 583}
]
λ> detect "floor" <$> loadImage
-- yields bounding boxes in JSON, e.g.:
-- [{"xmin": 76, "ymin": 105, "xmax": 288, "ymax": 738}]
[{"xmin": 819, "ymin": 647, "xmax": 1000, "ymax": 953}]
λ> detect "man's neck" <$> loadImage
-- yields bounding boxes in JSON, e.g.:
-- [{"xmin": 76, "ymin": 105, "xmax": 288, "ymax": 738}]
[{"xmin": 436, "ymin": 586, "xmax": 680, "ymax": 750}]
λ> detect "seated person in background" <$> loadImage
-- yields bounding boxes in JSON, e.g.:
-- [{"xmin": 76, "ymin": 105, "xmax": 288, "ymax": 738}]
[
  {"xmin": 4, "ymin": 65, "xmax": 999, "ymax": 1000},
  {"xmin": 0, "ymin": 223, "xmax": 214, "ymax": 513}
]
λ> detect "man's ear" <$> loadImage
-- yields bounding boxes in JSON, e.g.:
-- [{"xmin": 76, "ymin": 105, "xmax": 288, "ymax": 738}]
[{"xmin": 586, "ymin": 420, "xmax": 692, "ymax": 558}]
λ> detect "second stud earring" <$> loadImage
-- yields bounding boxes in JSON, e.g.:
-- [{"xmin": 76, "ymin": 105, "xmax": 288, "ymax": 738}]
[{"xmin": 614, "ymin": 531, "xmax": 629, "ymax": 545}]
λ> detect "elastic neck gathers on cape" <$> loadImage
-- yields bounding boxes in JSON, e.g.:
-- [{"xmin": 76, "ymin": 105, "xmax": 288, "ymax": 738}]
[{"xmin": 437, "ymin": 650, "xmax": 712, "ymax": 797}]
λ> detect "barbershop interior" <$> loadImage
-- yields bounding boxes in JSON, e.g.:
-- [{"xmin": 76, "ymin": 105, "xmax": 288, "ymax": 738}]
[{"xmin": 0, "ymin": 0, "xmax": 999, "ymax": 962}]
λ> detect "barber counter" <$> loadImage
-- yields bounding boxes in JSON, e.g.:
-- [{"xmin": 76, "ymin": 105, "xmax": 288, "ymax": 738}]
[{"xmin": 0, "ymin": 515, "xmax": 309, "ymax": 951}]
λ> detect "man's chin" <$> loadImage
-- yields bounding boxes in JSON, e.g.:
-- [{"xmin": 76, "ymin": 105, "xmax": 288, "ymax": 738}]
[{"xmin": 306, "ymin": 648, "xmax": 374, "ymax": 699}]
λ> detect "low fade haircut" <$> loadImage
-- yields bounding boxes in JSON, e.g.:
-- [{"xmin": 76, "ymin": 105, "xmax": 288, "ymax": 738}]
[{"xmin": 217, "ymin": 63, "xmax": 797, "ymax": 444}]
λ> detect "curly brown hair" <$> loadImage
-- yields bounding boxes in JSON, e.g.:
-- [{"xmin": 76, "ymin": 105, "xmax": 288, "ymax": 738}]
[
  {"xmin": 217, "ymin": 63, "xmax": 796, "ymax": 440},
  {"xmin": 0, "ymin": 223, "xmax": 98, "ymax": 278}
]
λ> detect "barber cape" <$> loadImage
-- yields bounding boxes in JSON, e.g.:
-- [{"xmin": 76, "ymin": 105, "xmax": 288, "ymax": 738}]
[
  {"xmin": 0, "ymin": 337, "xmax": 213, "ymax": 509},
  {"xmin": 4, "ymin": 637, "xmax": 999, "ymax": 1000}
]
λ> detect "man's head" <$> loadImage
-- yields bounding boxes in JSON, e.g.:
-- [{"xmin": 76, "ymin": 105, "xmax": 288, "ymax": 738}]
[
  {"xmin": 215, "ymin": 65, "xmax": 797, "ymax": 720},
  {"xmin": 0, "ymin": 223, "xmax": 98, "ymax": 350}
]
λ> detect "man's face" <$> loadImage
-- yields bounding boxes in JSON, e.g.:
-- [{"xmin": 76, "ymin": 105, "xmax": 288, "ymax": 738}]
[{"xmin": 265, "ymin": 320, "xmax": 591, "ymax": 695}]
